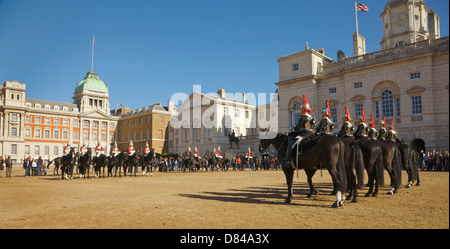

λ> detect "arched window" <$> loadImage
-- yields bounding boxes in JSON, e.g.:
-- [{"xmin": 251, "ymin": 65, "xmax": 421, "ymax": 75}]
[
  {"xmin": 381, "ymin": 90, "xmax": 394, "ymax": 117},
  {"xmin": 291, "ymin": 103, "xmax": 301, "ymax": 127}
]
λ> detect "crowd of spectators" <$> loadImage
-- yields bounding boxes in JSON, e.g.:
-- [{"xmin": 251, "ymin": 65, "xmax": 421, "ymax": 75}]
[{"xmin": 418, "ymin": 150, "xmax": 449, "ymax": 171}]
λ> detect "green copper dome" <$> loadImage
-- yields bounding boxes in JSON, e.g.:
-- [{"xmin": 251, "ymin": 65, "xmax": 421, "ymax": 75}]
[{"xmin": 74, "ymin": 72, "xmax": 108, "ymax": 93}]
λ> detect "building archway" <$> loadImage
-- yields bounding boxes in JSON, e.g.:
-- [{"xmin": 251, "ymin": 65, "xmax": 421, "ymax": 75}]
[{"xmin": 410, "ymin": 138, "xmax": 426, "ymax": 152}]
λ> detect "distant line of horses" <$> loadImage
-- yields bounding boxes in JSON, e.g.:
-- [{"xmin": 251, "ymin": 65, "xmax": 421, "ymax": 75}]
[
  {"xmin": 46, "ymin": 148, "xmax": 154, "ymax": 179},
  {"xmin": 46, "ymin": 148, "xmax": 267, "ymax": 180}
]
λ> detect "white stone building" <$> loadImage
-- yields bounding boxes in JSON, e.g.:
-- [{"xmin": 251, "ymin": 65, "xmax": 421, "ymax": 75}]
[{"xmin": 276, "ymin": 0, "xmax": 448, "ymax": 151}]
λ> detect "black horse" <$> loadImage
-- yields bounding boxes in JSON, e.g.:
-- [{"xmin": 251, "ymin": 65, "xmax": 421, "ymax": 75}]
[
  {"xmin": 93, "ymin": 153, "xmax": 109, "ymax": 178},
  {"xmin": 123, "ymin": 152, "xmax": 140, "ymax": 177},
  {"xmin": 375, "ymin": 139, "xmax": 402, "ymax": 194},
  {"xmin": 228, "ymin": 133, "xmax": 239, "ymax": 149},
  {"xmin": 78, "ymin": 148, "xmax": 92, "ymax": 179},
  {"xmin": 395, "ymin": 140, "xmax": 420, "ymax": 188},
  {"xmin": 47, "ymin": 157, "xmax": 62, "ymax": 176},
  {"xmin": 59, "ymin": 147, "xmax": 76, "ymax": 180},
  {"xmin": 260, "ymin": 133, "xmax": 347, "ymax": 208},
  {"xmin": 140, "ymin": 149, "xmax": 155, "ymax": 176}
]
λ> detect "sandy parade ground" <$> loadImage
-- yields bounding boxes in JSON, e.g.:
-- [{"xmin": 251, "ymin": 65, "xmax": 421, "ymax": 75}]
[{"xmin": 0, "ymin": 165, "xmax": 448, "ymax": 230}]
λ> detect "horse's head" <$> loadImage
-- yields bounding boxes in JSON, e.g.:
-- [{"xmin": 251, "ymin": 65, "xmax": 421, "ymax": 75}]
[{"xmin": 259, "ymin": 133, "xmax": 287, "ymax": 153}]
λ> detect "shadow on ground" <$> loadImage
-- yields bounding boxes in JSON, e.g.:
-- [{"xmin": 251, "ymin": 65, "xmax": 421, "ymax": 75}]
[{"xmin": 178, "ymin": 182, "xmax": 336, "ymax": 207}]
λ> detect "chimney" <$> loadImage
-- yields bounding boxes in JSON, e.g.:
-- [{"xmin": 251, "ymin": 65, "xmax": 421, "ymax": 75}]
[
  {"xmin": 168, "ymin": 100, "xmax": 175, "ymax": 113},
  {"xmin": 337, "ymin": 50, "xmax": 346, "ymax": 62},
  {"xmin": 353, "ymin": 32, "xmax": 366, "ymax": 56},
  {"xmin": 242, "ymin": 92, "xmax": 246, "ymax": 103},
  {"xmin": 428, "ymin": 9, "xmax": 440, "ymax": 40},
  {"xmin": 217, "ymin": 89, "xmax": 226, "ymax": 99}
]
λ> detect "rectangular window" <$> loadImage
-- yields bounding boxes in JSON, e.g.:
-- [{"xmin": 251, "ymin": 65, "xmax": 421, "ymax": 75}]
[
  {"xmin": 54, "ymin": 118, "xmax": 60, "ymax": 125},
  {"xmin": 34, "ymin": 145, "xmax": 40, "ymax": 155},
  {"xmin": 329, "ymin": 88, "xmax": 336, "ymax": 94},
  {"xmin": 11, "ymin": 144, "xmax": 17, "ymax": 155},
  {"xmin": 25, "ymin": 116, "xmax": 31, "ymax": 123},
  {"xmin": 45, "ymin": 117, "xmax": 51, "ymax": 125},
  {"xmin": 74, "ymin": 131, "xmax": 79, "ymax": 140},
  {"xmin": 25, "ymin": 145, "xmax": 30, "ymax": 155},
  {"xmin": 412, "ymin": 95, "xmax": 422, "ymax": 115},
  {"xmin": 354, "ymin": 82, "xmax": 363, "ymax": 88},
  {"xmin": 292, "ymin": 63, "xmax": 299, "ymax": 71},
  {"xmin": 53, "ymin": 130, "xmax": 59, "ymax": 139},
  {"xmin": 11, "ymin": 127, "xmax": 17, "ymax": 136},
  {"xmin": 54, "ymin": 146, "xmax": 58, "ymax": 155},
  {"xmin": 355, "ymin": 104, "xmax": 363, "ymax": 118},
  {"xmin": 396, "ymin": 99, "xmax": 401, "ymax": 117},
  {"xmin": 74, "ymin": 120, "xmax": 79, "ymax": 127},
  {"xmin": 35, "ymin": 116, "xmax": 41, "ymax": 124},
  {"xmin": 62, "ymin": 130, "xmax": 68, "ymax": 140},
  {"xmin": 35, "ymin": 129, "xmax": 41, "ymax": 138},
  {"xmin": 44, "ymin": 146, "xmax": 49, "ymax": 156},
  {"xmin": 410, "ymin": 72, "xmax": 421, "ymax": 79},
  {"xmin": 375, "ymin": 101, "xmax": 380, "ymax": 119},
  {"xmin": 330, "ymin": 107, "xmax": 337, "ymax": 123},
  {"xmin": 44, "ymin": 130, "xmax": 50, "ymax": 139},
  {"xmin": 25, "ymin": 128, "xmax": 31, "ymax": 138}
]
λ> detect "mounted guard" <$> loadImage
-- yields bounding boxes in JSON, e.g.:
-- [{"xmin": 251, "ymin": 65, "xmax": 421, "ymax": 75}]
[
  {"xmin": 387, "ymin": 119, "xmax": 398, "ymax": 142},
  {"xmin": 111, "ymin": 141, "xmax": 120, "ymax": 157},
  {"xmin": 128, "ymin": 140, "xmax": 136, "ymax": 156},
  {"xmin": 245, "ymin": 147, "xmax": 252, "ymax": 159},
  {"xmin": 315, "ymin": 99, "xmax": 334, "ymax": 134},
  {"xmin": 144, "ymin": 141, "xmax": 151, "ymax": 156},
  {"xmin": 63, "ymin": 142, "xmax": 71, "ymax": 156},
  {"xmin": 368, "ymin": 114, "xmax": 378, "ymax": 140},
  {"xmin": 216, "ymin": 146, "xmax": 223, "ymax": 159},
  {"xmin": 95, "ymin": 142, "xmax": 104, "ymax": 157},
  {"xmin": 337, "ymin": 106, "xmax": 354, "ymax": 138},
  {"xmin": 353, "ymin": 107, "xmax": 369, "ymax": 140},
  {"xmin": 80, "ymin": 141, "xmax": 88, "ymax": 156},
  {"xmin": 283, "ymin": 95, "xmax": 316, "ymax": 167},
  {"xmin": 377, "ymin": 115, "xmax": 387, "ymax": 140}
]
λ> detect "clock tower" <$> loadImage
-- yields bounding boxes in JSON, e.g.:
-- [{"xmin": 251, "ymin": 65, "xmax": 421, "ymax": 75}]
[{"xmin": 380, "ymin": 0, "xmax": 433, "ymax": 50}]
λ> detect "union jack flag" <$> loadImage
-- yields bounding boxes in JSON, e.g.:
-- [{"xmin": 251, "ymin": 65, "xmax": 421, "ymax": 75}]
[{"xmin": 356, "ymin": 2, "xmax": 369, "ymax": 12}]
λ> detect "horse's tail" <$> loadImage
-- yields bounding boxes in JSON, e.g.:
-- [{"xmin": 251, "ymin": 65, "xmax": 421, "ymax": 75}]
[
  {"xmin": 374, "ymin": 147, "xmax": 385, "ymax": 187},
  {"xmin": 353, "ymin": 143, "xmax": 365, "ymax": 189},
  {"xmin": 47, "ymin": 158, "xmax": 56, "ymax": 169}
]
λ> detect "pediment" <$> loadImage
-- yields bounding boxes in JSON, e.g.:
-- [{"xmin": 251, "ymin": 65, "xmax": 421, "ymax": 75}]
[
  {"xmin": 350, "ymin": 94, "xmax": 365, "ymax": 102},
  {"xmin": 79, "ymin": 109, "xmax": 113, "ymax": 119},
  {"xmin": 406, "ymin": 85, "xmax": 426, "ymax": 95}
]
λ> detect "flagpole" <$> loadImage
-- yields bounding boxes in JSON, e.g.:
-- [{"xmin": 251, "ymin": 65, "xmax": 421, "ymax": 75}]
[
  {"xmin": 355, "ymin": 2, "xmax": 359, "ymax": 35},
  {"xmin": 91, "ymin": 35, "xmax": 95, "ymax": 73}
]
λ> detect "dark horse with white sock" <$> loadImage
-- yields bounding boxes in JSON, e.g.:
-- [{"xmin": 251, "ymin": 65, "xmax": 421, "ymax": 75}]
[{"xmin": 259, "ymin": 133, "xmax": 347, "ymax": 208}]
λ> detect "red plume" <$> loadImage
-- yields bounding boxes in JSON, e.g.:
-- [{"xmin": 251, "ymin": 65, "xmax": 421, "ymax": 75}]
[
  {"xmin": 383, "ymin": 115, "xmax": 386, "ymax": 128},
  {"xmin": 370, "ymin": 114, "xmax": 375, "ymax": 128},
  {"xmin": 345, "ymin": 106, "xmax": 351, "ymax": 121},
  {"xmin": 390, "ymin": 119, "xmax": 395, "ymax": 130},
  {"xmin": 302, "ymin": 95, "xmax": 311, "ymax": 114},
  {"xmin": 361, "ymin": 107, "xmax": 366, "ymax": 123},
  {"xmin": 326, "ymin": 100, "xmax": 331, "ymax": 117}
]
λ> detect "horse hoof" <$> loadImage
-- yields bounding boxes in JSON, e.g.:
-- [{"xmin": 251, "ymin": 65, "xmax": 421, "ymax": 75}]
[
  {"xmin": 364, "ymin": 193, "xmax": 371, "ymax": 197},
  {"xmin": 405, "ymin": 184, "xmax": 412, "ymax": 188},
  {"xmin": 285, "ymin": 198, "xmax": 291, "ymax": 204},
  {"xmin": 372, "ymin": 193, "xmax": 378, "ymax": 197},
  {"xmin": 351, "ymin": 198, "xmax": 358, "ymax": 203},
  {"xmin": 331, "ymin": 202, "xmax": 339, "ymax": 208}
]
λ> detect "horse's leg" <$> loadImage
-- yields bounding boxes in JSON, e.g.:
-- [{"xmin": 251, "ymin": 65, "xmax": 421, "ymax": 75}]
[
  {"xmin": 304, "ymin": 168, "xmax": 317, "ymax": 198},
  {"xmin": 282, "ymin": 164, "xmax": 295, "ymax": 204}
]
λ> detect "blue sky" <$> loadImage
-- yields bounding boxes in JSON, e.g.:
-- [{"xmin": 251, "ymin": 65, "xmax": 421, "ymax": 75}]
[{"xmin": 0, "ymin": 0, "xmax": 448, "ymax": 110}]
